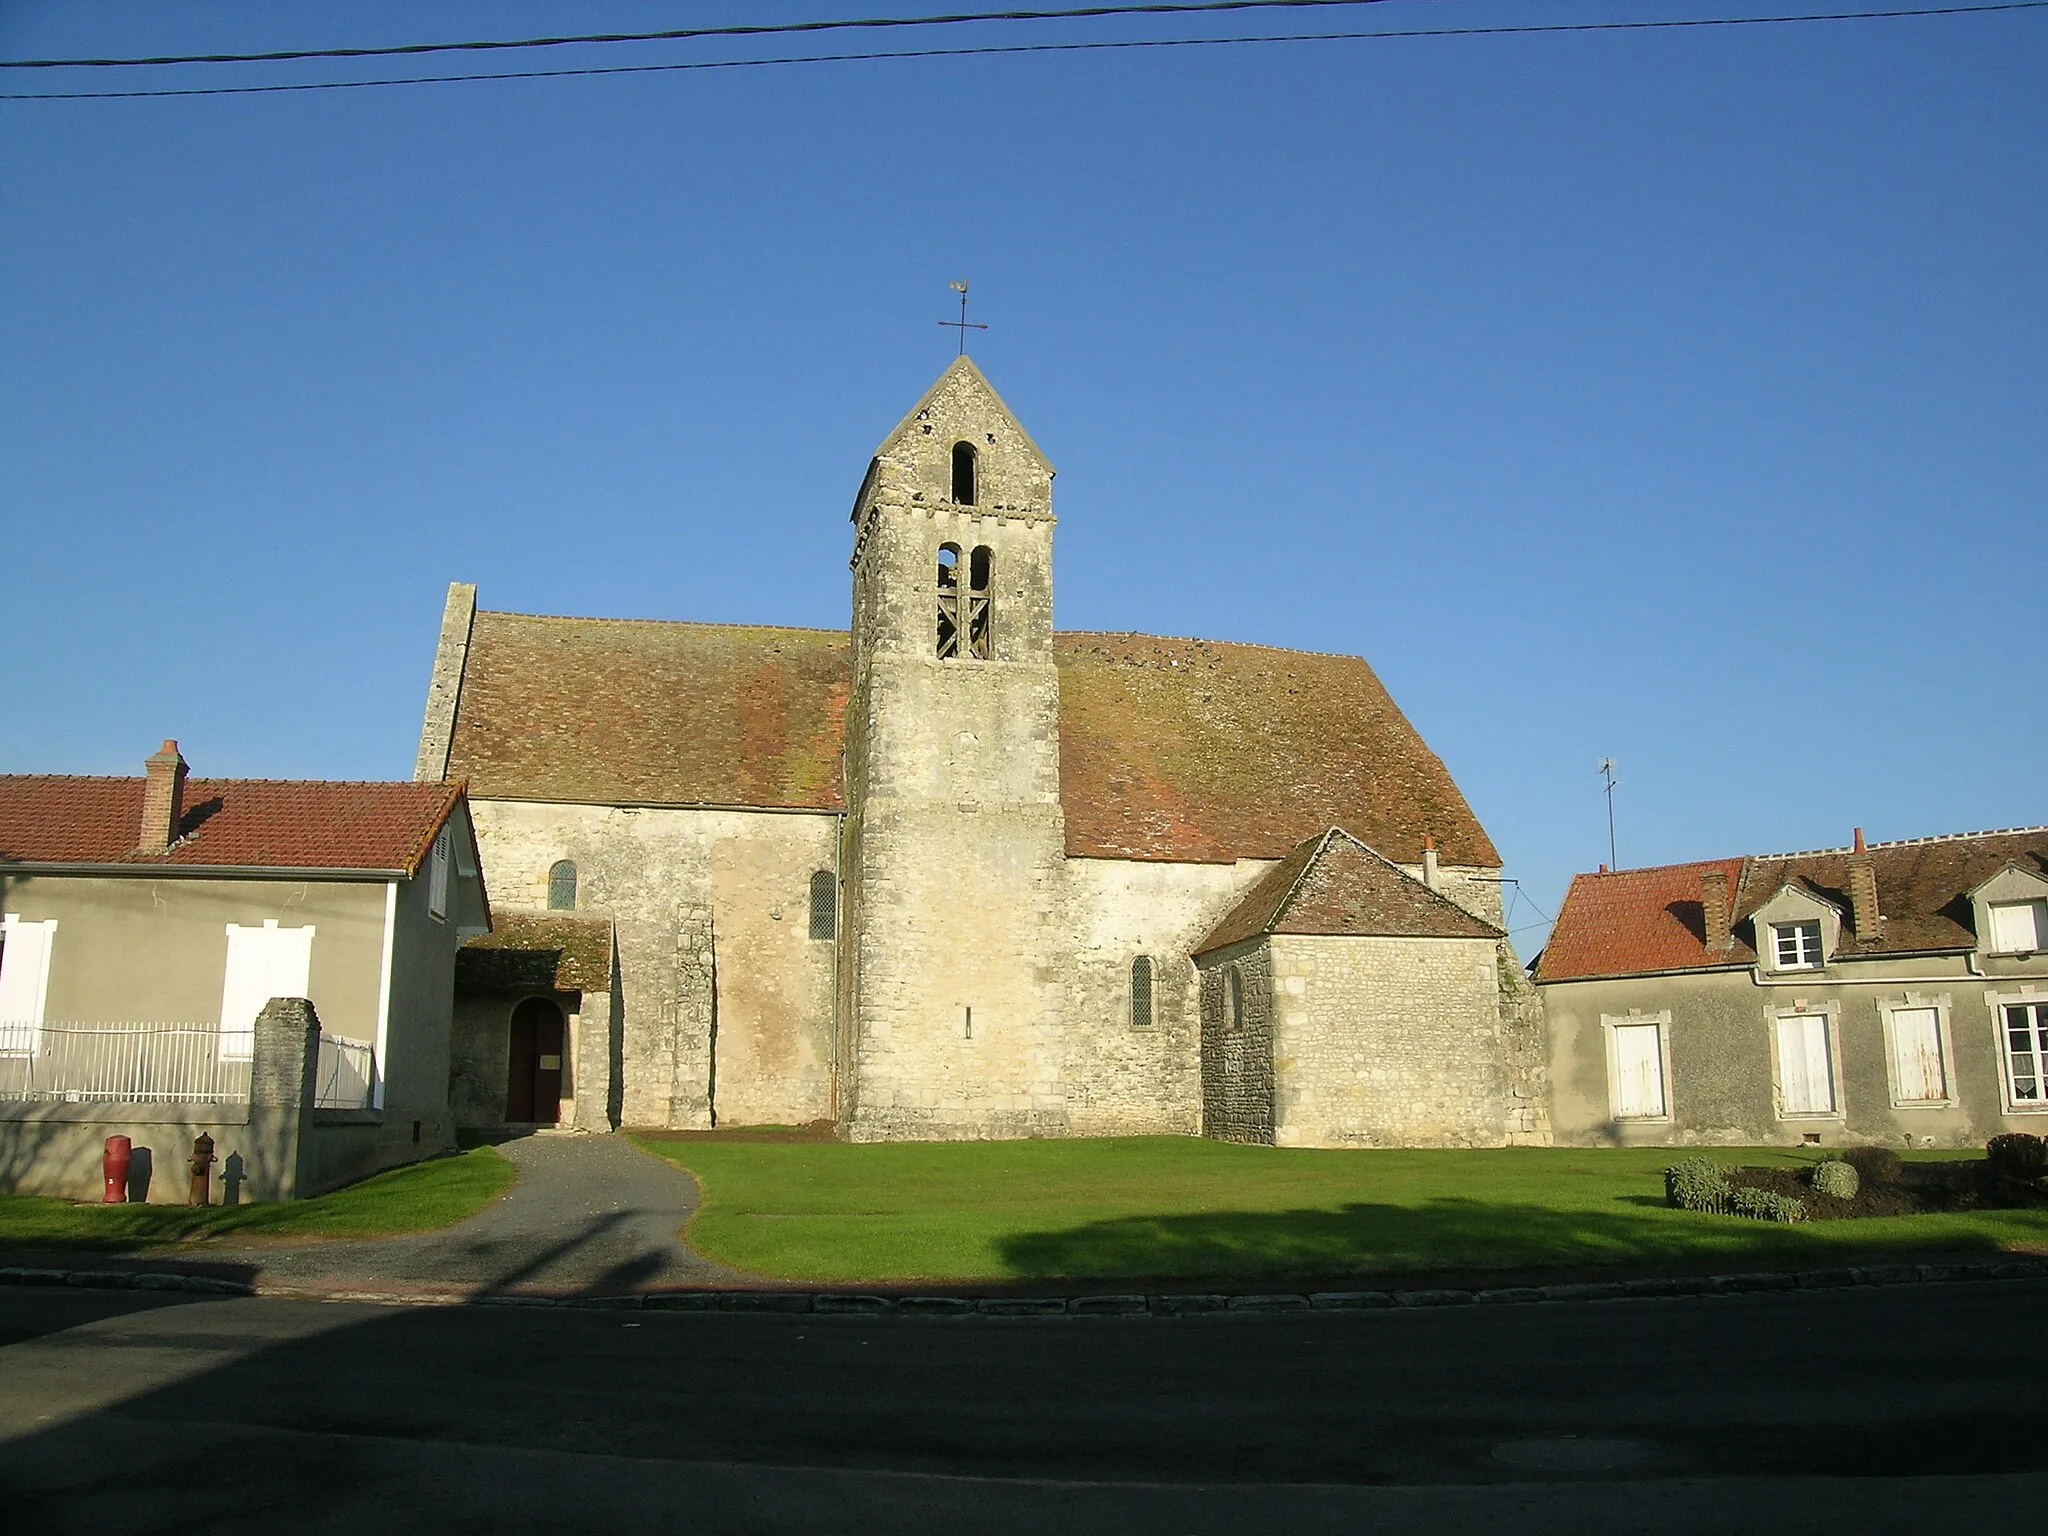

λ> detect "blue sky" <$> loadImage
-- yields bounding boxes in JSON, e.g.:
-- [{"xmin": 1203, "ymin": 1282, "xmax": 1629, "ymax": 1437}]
[{"xmin": 3, "ymin": 1, "xmax": 2043, "ymax": 947}]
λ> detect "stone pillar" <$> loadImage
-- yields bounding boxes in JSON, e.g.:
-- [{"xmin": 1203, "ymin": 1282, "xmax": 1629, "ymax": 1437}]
[{"xmin": 250, "ymin": 997, "xmax": 322, "ymax": 1200}]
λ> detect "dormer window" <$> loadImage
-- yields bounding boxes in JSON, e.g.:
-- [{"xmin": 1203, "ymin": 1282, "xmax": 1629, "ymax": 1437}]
[
  {"xmin": 1988, "ymin": 899, "xmax": 2047, "ymax": 956},
  {"xmin": 951, "ymin": 441, "xmax": 977, "ymax": 505},
  {"xmin": 1773, "ymin": 920, "xmax": 1822, "ymax": 970}
]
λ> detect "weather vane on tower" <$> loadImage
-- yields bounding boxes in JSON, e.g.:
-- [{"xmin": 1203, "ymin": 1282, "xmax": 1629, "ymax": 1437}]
[{"xmin": 938, "ymin": 279, "xmax": 988, "ymax": 356}]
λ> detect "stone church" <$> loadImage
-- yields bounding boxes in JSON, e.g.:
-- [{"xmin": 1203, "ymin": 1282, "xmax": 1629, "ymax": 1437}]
[{"xmin": 420, "ymin": 358, "xmax": 1547, "ymax": 1146}]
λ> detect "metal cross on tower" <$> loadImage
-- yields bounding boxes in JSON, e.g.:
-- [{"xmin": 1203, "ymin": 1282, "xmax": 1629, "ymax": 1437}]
[{"xmin": 938, "ymin": 279, "xmax": 988, "ymax": 356}]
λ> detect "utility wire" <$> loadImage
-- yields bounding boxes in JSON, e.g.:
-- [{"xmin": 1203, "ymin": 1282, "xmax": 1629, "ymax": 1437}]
[
  {"xmin": 4, "ymin": 4, "xmax": 2041, "ymax": 101},
  {"xmin": 2, "ymin": 2, "xmax": 1408, "ymax": 69}
]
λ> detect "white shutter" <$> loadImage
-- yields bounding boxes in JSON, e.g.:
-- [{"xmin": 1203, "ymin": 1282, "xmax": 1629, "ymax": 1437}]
[
  {"xmin": 1776, "ymin": 1014, "xmax": 1835, "ymax": 1115},
  {"xmin": 0, "ymin": 916, "xmax": 57, "ymax": 1055},
  {"xmin": 1989, "ymin": 900, "xmax": 2047, "ymax": 954},
  {"xmin": 1611, "ymin": 1024, "xmax": 1666, "ymax": 1118},
  {"xmin": 430, "ymin": 829, "xmax": 451, "ymax": 919},
  {"xmin": 1889, "ymin": 1007, "xmax": 1947, "ymax": 1103},
  {"xmin": 219, "ymin": 921, "xmax": 315, "ymax": 1060}
]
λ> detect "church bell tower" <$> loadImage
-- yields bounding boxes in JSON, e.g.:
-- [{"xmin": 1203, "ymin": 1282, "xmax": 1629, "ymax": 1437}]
[{"xmin": 838, "ymin": 356, "xmax": 1069, "ymax": 1140}]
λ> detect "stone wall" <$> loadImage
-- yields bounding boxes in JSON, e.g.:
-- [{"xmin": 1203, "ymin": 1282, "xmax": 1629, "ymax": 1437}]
[
  {"xmin": 1058, "ymin": 856, "xmax": 1271, "ymax": 1136},
  {"xmin": 1196, "ymin": 938, "xmax": 1276, "ymax": 1143},
  {"xmin": 466, "ymin": 801, "xmax": 838, "ymax": 1129},
  {"xmin": 1268, "ymin": 934, "xmax": 1507, "ymax": 1148}
]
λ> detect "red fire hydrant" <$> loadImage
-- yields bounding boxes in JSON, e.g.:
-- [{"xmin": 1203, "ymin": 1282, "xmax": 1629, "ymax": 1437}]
[
  {"xmin": 103, "ymin": 1135, "xmax": 133, "ymax": 1204},
  {"xmin": 188, "ymin": 1132, "xmax": 216, "ymax": 1208}
]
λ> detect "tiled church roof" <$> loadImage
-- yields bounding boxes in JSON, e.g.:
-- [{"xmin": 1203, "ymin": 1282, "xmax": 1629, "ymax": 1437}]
[
  {"xmin": 0, "ymin": 775, "xmax": 466, "ymax": 874},
  {"xmin": 1535, "ymin": 828, "xmax": 2048, "ymax": 983},
  {"xmin": 446, "ymin": 612, "xmax": 1499, "ymax": 868},
  {"xmin": 1195, "ymin": 829, "xmax": 1502, "ymax": 956}
]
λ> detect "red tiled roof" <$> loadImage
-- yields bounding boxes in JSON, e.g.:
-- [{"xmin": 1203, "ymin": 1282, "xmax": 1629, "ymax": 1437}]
[
  {"xmin": 1195, "ymin": 829, "xmax": 1501, "ymax": 956},
  {"xmin": 0, "ymin": 776, "xmax": 466, "ymax": 874},
  {"xmin": 448, "ymin": 613, "xmax": 1499, "ymax": 868},
  {"xmin": 1534, "ymin": 859, "xmax": 1749, "ymax": 983},
  {"xmin": 1536, "ymin": 828, "xmax": 2048, "ymax": 983}
]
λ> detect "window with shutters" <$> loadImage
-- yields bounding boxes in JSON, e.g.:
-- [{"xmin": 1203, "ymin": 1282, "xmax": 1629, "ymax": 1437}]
[
  {"xmin": 0, "ymin": 914, "xmax": 58, "ymax": 1057},
  {"xmin": 1131, "ymin": 955, "xmax": 1154, "ymax": 1030},
  {"xmin": 1605, "ymin": 1018, "xmax": 1669, "ymax": 1120},
  {"xmin": 808, "ymin": 871, "xmax": 837, "ymax": 941},
  {"xmin": 219, "ymin": 920, "xmax": 315, "ymax": 1061},
  {"xmin": 1997, "ymin": 999, "xmax": 2048, "ymax": 1113},
  {"xmin": 1988, "ymin": 899, "xmax": 2048, "ymax": 956},
  {"xmin": 1882, "ymin": 1002, "xmax": 1953, "ymax": 1107},
  {"xmin": 1771, "ymin": 1010, "xmax": 1839, "ymax": 1118},
  {"xmin": 548, "ymin": 860, "xmax": 578, "ymax": 911},
  {"xmin": 429, "ymin": 828, "xmax": 452, "ymax": 920}
]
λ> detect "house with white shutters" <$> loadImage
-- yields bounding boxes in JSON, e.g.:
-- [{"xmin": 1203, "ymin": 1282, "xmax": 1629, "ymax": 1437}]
[{"xmin": 1533, "ymin": 826, "xmax": 2048, "ymax": 1148}]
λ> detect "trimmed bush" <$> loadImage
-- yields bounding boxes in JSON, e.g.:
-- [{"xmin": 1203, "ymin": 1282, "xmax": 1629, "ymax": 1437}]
[
  {"xmin": 1666, "ymin": 1156, "xmax": 1730, "ymax": 1215},
  {"xmin": 1810, "ymin": 1159, "xmax": 1860, "ymax": 1200},
  {"xmin": 1843, "ymin": 1145, "xmax": 1902, "ymax": 1185},
  {"xmin": 1986, "ymin": 1133, "xmax": 2047, "ymax": 1178},
  {"xmin": 1730, "ymin": 1188, "xmax": 1805, "ymax": 1223}
]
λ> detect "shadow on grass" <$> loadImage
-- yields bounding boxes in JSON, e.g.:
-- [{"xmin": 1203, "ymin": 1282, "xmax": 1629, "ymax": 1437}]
[{"xmin": 992, "ymin": 1197, "xmax": 2021, "ymax": 1283}]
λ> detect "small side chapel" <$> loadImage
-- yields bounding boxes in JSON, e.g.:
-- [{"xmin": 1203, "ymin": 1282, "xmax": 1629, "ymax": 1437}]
[{"xmin": 418, "ymin": 357, "xmax": 1549, "ymax": 1146}]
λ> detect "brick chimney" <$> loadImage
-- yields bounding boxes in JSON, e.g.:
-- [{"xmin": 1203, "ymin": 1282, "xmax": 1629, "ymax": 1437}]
[
  {"xmin": 1700, "ymin": 867, "xmax": 1732, "ymax": 954},
  {"xmin": 1421, "ymin": 834, "xmax": 1442, "ymax": 892},
  {"xmin": 136, "ymin": 740, "xmax": 188, "ymax": 854},
  {"xmin": 1848, "ymin": 827, "xmax": 1882, "ymax": 942}
]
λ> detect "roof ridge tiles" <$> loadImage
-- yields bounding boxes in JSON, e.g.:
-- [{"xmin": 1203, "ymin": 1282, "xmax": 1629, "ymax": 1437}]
[
  {"xmin": 477, "ymin": 609, "xmax": 847, "ymax": 639},
  {"xmin": 1753, "ymin": 825, "xmax": 2048, "ymax": 859},
  {"xmin": 1054, "ymin": 630, "xmax": 1371, "ymax": 663}
]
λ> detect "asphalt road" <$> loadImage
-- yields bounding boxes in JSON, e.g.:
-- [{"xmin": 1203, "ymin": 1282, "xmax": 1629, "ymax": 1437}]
[{"xmin": 2, "ymin": 1279, "xmax": 2043, "ymax": 1533}]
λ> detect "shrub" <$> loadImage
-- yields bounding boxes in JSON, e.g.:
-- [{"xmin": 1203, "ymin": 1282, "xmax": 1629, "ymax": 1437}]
[
  {"xmin": 1986, "ymin": 1133, "xmax": 2047, "ymax": 1178},
  {"xmin": 1843, "ymin": 1145, "xmax": 1902, "ymax": 1185},
  {"xmin": 1730, "ymin": 1188, "xmax": 1805, "ymax": 1223},
  {"xmin": 1810, "ymin": 1159, "xmax": 1860, "ymax": 1200},
  {"xmin": 1666, "ymin": 1156, "xmax": 1730, "ymax": 1214}
]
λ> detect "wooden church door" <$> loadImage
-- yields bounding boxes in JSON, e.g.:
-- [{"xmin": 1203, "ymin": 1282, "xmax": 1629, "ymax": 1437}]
[{"xmin": 506, "ymin": 997, "xmax": 566, "ymax": 1124}]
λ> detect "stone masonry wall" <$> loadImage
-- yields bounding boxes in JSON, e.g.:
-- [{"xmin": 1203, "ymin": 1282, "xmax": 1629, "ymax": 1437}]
[
  {"xmin": 1196, "ymin": 938, "xmax": 1276, "ymax": 1144},
  {"xmin": 1269, "ymin": 934, "xmax": 1507, "ymax": 1148},
  {"xmin": 1059, "ymin": 856, "xmax": 1273, "ymax": 1136},
  {"xmin": 467, "ymin": 800, "xmax": 838, "ymax": 1129}
]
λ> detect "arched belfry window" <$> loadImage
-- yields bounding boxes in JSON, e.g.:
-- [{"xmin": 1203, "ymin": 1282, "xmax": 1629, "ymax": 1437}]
[
  {"xmin": 967, "ymin": 545, "xmax": 993, "ymax": 659},
  {"xmin": 547, "ymin": 860, "xmax": 577, "ymax": 911},
  {"xmin": 951, "ymin": 441, "xmax": 977, "ymax": 505},
  {"xmin": 936, "ymin": 543, "xmax": 961, "ymax": 658},
  {"xmin": 1131, "ymin": 955, "xmax": 1154, "ymax": 1030}
]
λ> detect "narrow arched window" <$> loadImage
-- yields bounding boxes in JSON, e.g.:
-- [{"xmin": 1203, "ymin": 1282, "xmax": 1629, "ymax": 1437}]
[
  {"xmin": 967, "ymin": 545, "xmax": 993, "ymax": 659},
  {"xmin": 951, "ymin": 441, "xmax": 977, "ymax": 505},
  {"xmin": 808, "ymin": 871, "xmax": 837, "ymax": 940},
  {"xmin": 1131, "ymin": 955, "xmax": 1154, "ymax": 1030},
  {"xmin": 547, "ymin": 860, "xmax": 577, "ymax": 911},
  {"xmin": 936, "ymin": 543, "xmax": 961, "ymax": 658},
  {"xmin": 1225, "ymin": 966, "xmax": 1244, "ymax": 1034}
]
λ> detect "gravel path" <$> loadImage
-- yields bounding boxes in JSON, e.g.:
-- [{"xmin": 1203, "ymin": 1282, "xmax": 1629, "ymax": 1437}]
[{"xmin": 209, "ymin": 1133, "xmax": 749, "ymax": 1298}]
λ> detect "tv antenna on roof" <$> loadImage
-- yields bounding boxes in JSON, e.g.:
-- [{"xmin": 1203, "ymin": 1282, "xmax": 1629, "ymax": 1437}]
[
  {"xmin": 939, "ymin": 279, "xmax": 988, "ymax": 356},
  {"xmin": 1598, "ymin": 759, "xmax": 1620, "ymax": 871}
]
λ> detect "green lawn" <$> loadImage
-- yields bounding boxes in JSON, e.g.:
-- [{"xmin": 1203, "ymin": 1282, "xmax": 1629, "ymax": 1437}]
[
  {"xmin": 0, "ymin": 1146, "xmax": 513, "ymax": 1252},
  {"xmin": 634, "ymin": 1136, "xmax": 2048, "ymax": 1285}
]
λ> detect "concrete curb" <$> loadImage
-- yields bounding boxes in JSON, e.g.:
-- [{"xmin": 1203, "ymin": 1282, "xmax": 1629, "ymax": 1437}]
[{"xmin": 6, "ymin": 1254, "xmax": 2044, "ymax": 1312}]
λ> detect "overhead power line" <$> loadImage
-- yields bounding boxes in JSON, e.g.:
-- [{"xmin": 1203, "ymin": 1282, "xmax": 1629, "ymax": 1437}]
[
  {"xmin": 3, "ymin": 4, "xmax": 2042, "ymax": 102},
  {"xmin": 4, "ymin": 2, "xmax": 1406, "ymax": 69}
]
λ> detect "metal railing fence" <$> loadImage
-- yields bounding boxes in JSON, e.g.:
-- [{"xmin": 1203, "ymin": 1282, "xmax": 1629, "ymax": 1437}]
[
  {"xmin": 314, "ymin": 1034, "xmax": 376, "ymax": 1110},
  {"xmin": 0, "ymin": 1021, "xmax": 253, "ymax": 1105}
]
